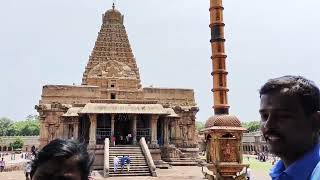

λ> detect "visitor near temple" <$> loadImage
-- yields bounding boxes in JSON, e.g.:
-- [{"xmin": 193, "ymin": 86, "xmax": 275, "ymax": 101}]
[
  {"xmin": 0, "ymin": 158, "xmax": 5, "ymax": 172},
  {"xmin": 113, "ymin": 156, "xmax": 119, "ymax": 172},
  {"xmin": 125, "ymin": 156, "xmax": 131, "ymax": 172},
  {"xmin": 30, "ymin": 139, "xmax": 94, "ymax": 180},
  {"xmin": 24, "ymin": 161, "xmax": 32, "ymax": 180},
  {"xmin": 259, "ymin": 75, "xmax": 320, "ymax": 180}
]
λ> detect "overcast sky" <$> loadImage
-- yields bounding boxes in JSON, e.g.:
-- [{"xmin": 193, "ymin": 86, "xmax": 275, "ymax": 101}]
[{"xmin": 0, "ymin": 0, "xmax": 319, "ymax": 122}]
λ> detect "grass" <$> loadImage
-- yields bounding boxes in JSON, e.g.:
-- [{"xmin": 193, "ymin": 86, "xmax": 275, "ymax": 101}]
[{"xmin": 243, "ymin": 156, "xmax": 273, "ymax": 172}]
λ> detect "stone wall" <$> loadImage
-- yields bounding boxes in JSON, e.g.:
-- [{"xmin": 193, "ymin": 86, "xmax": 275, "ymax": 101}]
[
  {"xmin": 172, "ymin": 107, "xmax": 198, "ymax": 148},
  {"xmin": 242, "ymin": 131, "xmax": 268, "ymax": 154},
  {"xmin": 41, "ymin": 85, "xmax": 100, "ymax": 104},
  {"xmin": 0, "ymin": 136, "xmax": 40, "ymax": 152},
  {"xmin": 143, "ymin": 88, "xmax": 196, "ymax": 107}
]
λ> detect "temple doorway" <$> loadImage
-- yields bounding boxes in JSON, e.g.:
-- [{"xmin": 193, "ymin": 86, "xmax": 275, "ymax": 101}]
[
  {"xmin": 96, "ymin": 114, "xmax": 111, "ymax": 144},
  {"xmin": 136, "ymin": 115, "xmax": 151, "ymax": 143},
  {"xmin": 157, "ymin": 118, "xmax": 164, "ymax": 146},
  {"xmin": 114, "ymin": 114, "xmax": 132, "ymax": 145},
  {"xmin": 79, "ymin": 115, "xmax": 90, "ymax": 144}
]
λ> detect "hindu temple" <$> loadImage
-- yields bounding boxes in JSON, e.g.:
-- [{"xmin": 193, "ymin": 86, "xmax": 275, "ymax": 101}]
[{"xmin": 35, "ymin": 4, "xmax": 199, "ymax": 177}]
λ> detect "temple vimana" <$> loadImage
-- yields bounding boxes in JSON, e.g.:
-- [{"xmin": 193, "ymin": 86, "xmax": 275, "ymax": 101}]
[{"xmin": 35, "ymin": 4, "xmax": 199, "ymax": 175}]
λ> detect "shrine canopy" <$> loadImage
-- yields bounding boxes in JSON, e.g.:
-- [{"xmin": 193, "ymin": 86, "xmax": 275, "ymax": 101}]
[{"xmin": 80, "ymin": 103, "xmax": 168, "ymax": 115}]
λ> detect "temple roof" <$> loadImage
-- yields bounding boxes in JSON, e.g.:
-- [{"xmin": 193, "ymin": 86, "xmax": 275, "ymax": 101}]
[
  {"xmin": 205, "ymin": 114, "xmax": 242, "ymax": 128},
  {"xmin": 104, "ymin": 4, "xmax": 123, "ymax": 24},
  {"xmin": 80, "ymin": 103, "xmax": 168, "ymax": 114}
]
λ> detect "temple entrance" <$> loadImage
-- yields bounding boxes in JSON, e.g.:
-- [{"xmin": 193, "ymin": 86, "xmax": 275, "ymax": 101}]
[
  {"xmin": 157, "ymin": 118, "xmax": 164, "ymax": 146},
  {"xmin": 136, "ymin": 115, "xmax": 151, "ymax": 143},
  {"xmin": 79, "ymin": 115, "xmax": 90, "ymax": 144},
  {"xmin": 114, "ymin": 114, "xmax": 132, "ymax": 145},
  {"xmin": 96, "ymin": 114, "xmax": 111, "ymax": 144}
]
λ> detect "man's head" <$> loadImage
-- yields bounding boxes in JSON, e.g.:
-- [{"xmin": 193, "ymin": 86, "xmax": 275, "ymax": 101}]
[
  {"xmin": 31, "ymin": 139, "xmax": 94, "ymax": 180},
  {"xmin": 259, "ymin": 75, "xmax": 320, "ymax": 160}
]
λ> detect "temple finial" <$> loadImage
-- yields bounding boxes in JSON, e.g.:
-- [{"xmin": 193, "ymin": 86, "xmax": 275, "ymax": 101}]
[{"xmin": 112, "ymin": 2, "xmax": 115, "ymax": 10}]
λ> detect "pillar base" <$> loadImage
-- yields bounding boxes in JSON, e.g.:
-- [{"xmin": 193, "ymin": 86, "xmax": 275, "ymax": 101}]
[{"xmin": 89, "ymin": 141, "xmax": 96, "ymax": 147}]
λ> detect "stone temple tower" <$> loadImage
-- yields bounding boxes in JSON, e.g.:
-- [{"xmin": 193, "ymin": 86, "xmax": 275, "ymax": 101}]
[
  {"xmin": 82, "ymin": 4, "xmax": 143, "ymax": 100},
  {"xmin": 203, "ymin": 0, "xmax": 248, "ymax": 179}
]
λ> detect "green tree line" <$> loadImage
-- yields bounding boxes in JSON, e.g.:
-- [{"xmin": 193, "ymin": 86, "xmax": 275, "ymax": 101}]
[
  {"xmin": 196, "ymin": 120, "xmax": 261, "ymax": 133},
  {"xmin": 0, "ymin": 115, "xmax": 40, "ymax": 136},
  {"xmin": 241, "ymin": 121, "xmax": 260, "ymax": 132}
]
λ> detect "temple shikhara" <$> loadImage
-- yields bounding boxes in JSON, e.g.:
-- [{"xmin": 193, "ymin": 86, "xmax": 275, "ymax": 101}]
[{"xmin": 35, "ymin": 4, "xmax": 199, "ymax": 176}]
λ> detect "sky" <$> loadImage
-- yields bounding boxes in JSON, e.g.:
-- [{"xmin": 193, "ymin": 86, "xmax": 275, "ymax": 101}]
[{"xmin": 0, "ymin": 0, "xmax": 319, "ymax": 122}]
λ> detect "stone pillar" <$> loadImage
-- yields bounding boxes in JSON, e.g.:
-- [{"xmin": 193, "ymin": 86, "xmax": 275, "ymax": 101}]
[
  {"xmin": 111, "ymin": 114, "xmax": 115, "ymax": 137},
  {"xmin": 132, "ymin": 115, "xmax": 137, "ymax": 145},
  {"xmin": 73, "ymin": 118, "xmax": 79, "ymax": 140},
  {"xmin": 39, "ymin": 118, "xmax": 47, "ymax": 148},
  {"xmin": 151, "ymin": 115, "xmax": 159, "ymax": 145},
  {"xmin": 89, "ymin": 114, "xmax": 97, "ymax": 146},
  {"xmin": 63, "ymin": 122, "xmax": 69, "ymax": 139},
  {"xmin": 164, "ymin": 118, "xmax": 169, "ymax": 145}
]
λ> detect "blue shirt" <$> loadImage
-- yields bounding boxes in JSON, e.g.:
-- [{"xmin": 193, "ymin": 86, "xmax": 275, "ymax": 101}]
[{"xmin": 270, "ymin": 143, "xmax": 320, "ymax": 180}]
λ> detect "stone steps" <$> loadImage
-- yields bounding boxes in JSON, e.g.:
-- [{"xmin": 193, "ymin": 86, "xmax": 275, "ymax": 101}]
[{"xmin": 109, "ymin": 145, "xmax": 151, "ymax": 177}]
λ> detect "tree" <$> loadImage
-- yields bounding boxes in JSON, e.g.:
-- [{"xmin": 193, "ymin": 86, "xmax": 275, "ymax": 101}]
[
  {"xmin": 0, "ymin": 117, "xmax": 13, "ymax": 136},
  {"xmin": 242, "ymin": 121, "xmax": 260, "ymax": 132},
  {"xmin": 0, "ymin": 115, "xmax": 40, "ymax": 136},
  {"xmin": 12, "ymin": 137, "xmax": 23, "ymax": 150},
  {"xmin": 196, "ymin": 121, "xmax": 205, "ymax": 132}
]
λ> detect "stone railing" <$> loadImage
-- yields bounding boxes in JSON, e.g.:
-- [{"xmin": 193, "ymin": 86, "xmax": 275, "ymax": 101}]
[
  {"xmin": 139, "ymin": 137, "xmax": 157, "ymax": 177},
  {"xmin": 104, "ymin": 138, "xmax": 109, "ymax": 178}
]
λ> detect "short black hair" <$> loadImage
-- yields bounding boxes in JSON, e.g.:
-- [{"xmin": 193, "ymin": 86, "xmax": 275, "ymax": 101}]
[
  {"xmin": 30, "ymin": 139, "xmax": 94, "ymax": 180},
  {"xmin": 260, "ymin": 75, "xmax": 320, "ymax": 115}
]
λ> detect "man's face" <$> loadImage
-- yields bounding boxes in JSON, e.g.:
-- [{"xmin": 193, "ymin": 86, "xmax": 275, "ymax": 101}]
[
  {"xmin": 32, "ymin": 156, "xmax": 82, "ymax": 180},
  {"xmin": 259, "ymin": 93, "xmax": 314, "ymax": 157}
]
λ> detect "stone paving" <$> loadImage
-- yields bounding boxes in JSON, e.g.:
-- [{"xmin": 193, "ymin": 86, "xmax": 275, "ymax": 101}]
[{"xmin": 0, "ymin": 166, "xmax": 270, "ymax": 180}]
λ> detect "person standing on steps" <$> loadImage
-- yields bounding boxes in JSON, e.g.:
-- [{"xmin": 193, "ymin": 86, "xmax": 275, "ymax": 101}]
[
  {"xmin": 125, "ymin": 155, "xmax": 131, "ymax": 172},
  {"xmin": 113, "ymin": 156, "xmax": 119, "ymax": 172}
]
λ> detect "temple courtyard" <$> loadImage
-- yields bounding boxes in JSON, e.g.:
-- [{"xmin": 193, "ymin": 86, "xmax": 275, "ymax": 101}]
[{"xmin": 0, "ymin": 164, "xmax": 270, "ymax": 180}]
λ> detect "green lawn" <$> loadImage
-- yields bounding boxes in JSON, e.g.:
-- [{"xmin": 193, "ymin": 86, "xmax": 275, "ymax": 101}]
[{"xmin": 243, "ymin": 156, "xmax": 273, "ymax": 172}]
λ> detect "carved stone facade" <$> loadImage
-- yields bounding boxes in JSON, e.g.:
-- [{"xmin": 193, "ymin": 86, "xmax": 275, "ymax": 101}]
[{"xmin": 35, "ymin": 5, "xmax": 199, "ymax": 168}]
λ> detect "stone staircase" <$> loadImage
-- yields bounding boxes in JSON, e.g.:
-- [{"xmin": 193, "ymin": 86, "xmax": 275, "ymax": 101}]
[{"xmin": 109, "ymin": 145, "xmax": 152, "ymax": 177}]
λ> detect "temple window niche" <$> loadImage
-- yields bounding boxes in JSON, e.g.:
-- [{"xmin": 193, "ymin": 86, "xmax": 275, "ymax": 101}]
[
  {"xmin": 110, "ymin": 80, "xmax": 117, "ymax": 88},
  {"xmin": 111, "ymin": 93, "xmax": 116, "ymax": 99}
]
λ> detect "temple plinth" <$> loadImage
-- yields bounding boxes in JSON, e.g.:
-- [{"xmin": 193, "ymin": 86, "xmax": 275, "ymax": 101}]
[{"xmin": 202, "ymin": 0, "xmax": 248, "ymax": 179}]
